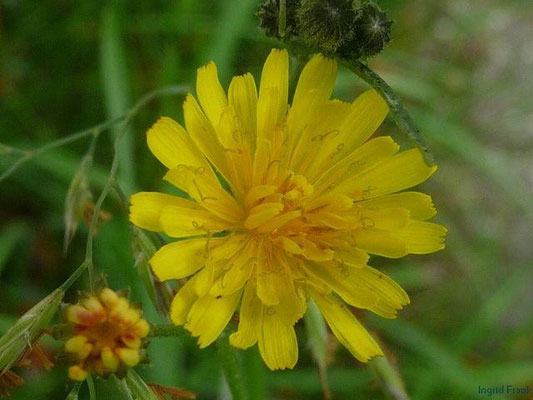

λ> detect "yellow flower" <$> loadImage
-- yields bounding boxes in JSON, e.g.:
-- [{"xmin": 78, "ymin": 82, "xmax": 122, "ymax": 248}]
[
  {"xmin": 130, "ymin": 49, "xmax": 446, "ymax": 370},
  {"xmin": 64, "ymin": 288, "xmax": 150, "ymax": 381}
]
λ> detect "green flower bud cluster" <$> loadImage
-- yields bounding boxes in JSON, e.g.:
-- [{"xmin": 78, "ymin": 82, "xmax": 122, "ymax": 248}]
[{"xmin": 257, "ymin": 0, "xmax": 392, "ymax": 59}]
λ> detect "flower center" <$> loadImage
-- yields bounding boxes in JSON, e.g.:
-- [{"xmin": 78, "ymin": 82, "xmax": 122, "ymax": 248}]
[{"xmin": 242, "ymin": 174, "xmax": 314, "ymax": 235}]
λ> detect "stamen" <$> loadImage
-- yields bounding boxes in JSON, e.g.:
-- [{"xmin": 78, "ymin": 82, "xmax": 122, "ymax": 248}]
[{"xmin": 192, "ymin": 179, "xmax": 217, "ymax": 202}]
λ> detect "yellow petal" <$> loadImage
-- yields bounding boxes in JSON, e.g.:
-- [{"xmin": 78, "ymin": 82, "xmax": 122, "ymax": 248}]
[
  {"xmin": 196, "ymin": 61, "xmax": 227, "ymax": 126},
  {"xmin": 117, "ymin": 348, "xmax": 140, "ymax": 367},
  {"xmin": 101, "ymin": 347, "xmax": 120, "ymax": 372},
  {"xmin": 164, "ymin": 164, "xmax": 243, "ymax": 223},
  {"xmin": 287, "ymin": 54, "xmax": 337, "ymax": 149},
  {"xmin": 185, "ymin": 291, "xmax": 241, "ymax": 348},
  {"xmin": 230, "ymin": 282, "xmax": 263, "ymax": 349},
  {"xmin": 215, "ymin": 106, "xmax": 252, "ymax": 191},
  {"xmin": 244, "ymin": 185, "xmax": 278, "ymax": 208},
  {"xmin": 68, "ymin": 365, "xmax": 89, "ymax": 381},
  {"xmin": 159, "ymin": 203, "xmax": 229, "ymax": 237},
  {"xmin": 257, "ymin": 49, "xmax": 289, "ymax": 139},
  {"xmin": 311, "ymin": 291, "xmax": 383, "ymax": 362},
  {"xmin": 146, "ymin": 117, "xmax": 207, "ymax": 170},
  {"xmin": 268, "ymin": 260, "xmax": 307, "ymax": 325},
  {"xmin": 183, "ymin": 94, "xmax": 231, "ymax": 180},
  {"xmin": 292, "ymin": 54, "xmax": 337, "ymax": 111},
  {"xmin": 170, "ymin": 276, "xmax": 199, "ymax": 325},
  {"xmin": 150, "ymin": 238, "xmax": 211, "ymax": 281},
  {"xmin": 210, "ymin": 244, "xmax": 254, "ymax": 296},
  {"xmin": 353, "ymin": 229, "xmax": 409, "ymax": 258},
  {"xmin": 291, "ymin": 100, "xmax": 351, "ymax": 175},
  {"xmin": 339, "ymin": 89, "xmax": 388, "ymax": 153},
  {"xmin": 292, "ymin": 235, "xmax": 335, "ymax": 262},
  {"xmin": 358, "ymin": 192, "xmax": 436, "ymax": 221},
  {"xmin": 300, "ymin": 90, "xmax": 387, "ymax": 178},
  {"xmin": 258, "ymin": 313, "xmax": 298, "ymax": 370},
  {"xmin": 306, "ymin": 211, "xmax": 357, "ymax": 230},
  {"xmin": 394, "ymin": 221, "xmax": 447, "ymax": 254},
  {"xmin": 256, "ymin": 258, "xmax": 281, "ymax": 306},
  {"xmin": 132, "ymin": 319, "xmax": 150, "ymax": 338},
  {"xmin": 244, "ymin": 202, "xmax": 284, "ymax": 230},
  {"xmin": 228, "ymin": 73, "xmax": 258, "ymax": 144},
  {"xmin": 333, "ymin": 247, "xmax": 369, "ymax": 267},
  {"xmin": 65, "ymin": 336, "xmax": 92, "ymax": 360},
  {"xmin": 192, "ymin": 258, "xmax": 218, "ymax": 297},
  {"xmin": 83, "ymin": 296, "xmax": 103, "ymax": 312},
  {"xmin": 129, "ymin": 192, "xmax": 202, "ymax": 232},
  {"xmin": 313, "ymin": 136, "xmax": 399, "ymax": 194},
  {"xmin": 256, "ymin": 210, "xmax": 302, "ymax": 233},
  {"xmin": 356, "ymin": 207, "xmax": 410, "ymax": 230},
  {"xmin": 337, "ymin": 148, "xmax": 437, "ymax": 200},
  {"xmin": 122, "ymin": 335, "xmax": 141, "ymax": 350},
  {"xmin": 306, "ymin": 262, "xmax": 409, "ymax": 319},
  {"xmin": 99, "ymin": 288, "xmax": 119, "ymax": 308}
]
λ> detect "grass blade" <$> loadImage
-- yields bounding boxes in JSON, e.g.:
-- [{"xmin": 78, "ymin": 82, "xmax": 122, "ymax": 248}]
[{"xmin": 100, "ymin": 5, "xmax": 136, "ymax": 194}]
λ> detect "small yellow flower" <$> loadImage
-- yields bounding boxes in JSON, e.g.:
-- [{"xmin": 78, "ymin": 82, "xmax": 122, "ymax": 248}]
[
  {"xmin": 130, "ymin": 49, "xmax": 446, "ymax": 370},
  {"xmin": 64, "ymin": 288, "xmax": 150, "ymax": 381}
]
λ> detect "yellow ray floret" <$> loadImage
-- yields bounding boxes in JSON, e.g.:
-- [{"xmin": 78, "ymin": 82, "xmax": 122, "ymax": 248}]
[{"xmin": 129, "ymin": 49, "xmax": 447, "ymax": 370}]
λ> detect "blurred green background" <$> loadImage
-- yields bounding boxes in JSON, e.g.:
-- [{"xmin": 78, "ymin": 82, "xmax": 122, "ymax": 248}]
[{"xmin": 1, "ymin": 0, "xmax": 532, "ymax": 399}]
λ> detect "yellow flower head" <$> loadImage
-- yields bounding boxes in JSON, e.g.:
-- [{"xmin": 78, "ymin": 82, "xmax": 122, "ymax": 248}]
[
  {"xmin": 130, "ymin": 49, "xmax": 446, "ymax": 370},
  {"xmin": 64, "ymin": 288, "xmax": 150, "ymax": 381}
]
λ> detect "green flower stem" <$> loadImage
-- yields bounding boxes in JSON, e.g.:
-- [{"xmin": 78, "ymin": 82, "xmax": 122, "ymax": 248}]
[
  {"xmin": 342, "ymin": 59, "xmax": 434, "ymax": 166},
  {"xmin": 369, "ymin": 355, "xmax": 410, "ymax": 400},
  {"xmin": 148, "ymin": 324, "xmax": 188, "ymax": 338},
  {"xmin": 304, "ymin": 299, "xmax": 332, "ymax": 400},
  {"xmin": 65, "ymin": 382, "xmax": 82, "ymax": 400},
  {"xmin": 1, "ymin": 85, "xmax": 188, "ymax": 292},
  {"xmin": 242, "ymin": 348, "xmax": 266, "ymax": 400},
  {"xmin": 217, "ymin": 332, "xmax": 248, "ymax": 400},
  {"xmin": 83, "ymin": 85, "xmax": 188, "ymax": 288},
  {"xmin": 58, "ymin": 260, "xmax": 92, "ymax": 292},
  {"xmin": 87, "ymin": 375, "xmax": 97, "ymax": 400},
  {"xmin": 279, "ymin": 0, "xmax": 287, "ymax": 37},
  {"xmin": 0, "ymin": 117, "xmax": 123, "ymax": 183},
  {"xmin": 122, "ymin": 369, "xmax": 159, "ymax": 400}
]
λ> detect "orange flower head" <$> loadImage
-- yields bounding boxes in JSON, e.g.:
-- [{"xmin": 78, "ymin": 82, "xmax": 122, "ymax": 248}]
[{"xmin": 64, "ymin": 288, "xmax": 150, "ymax": 381}]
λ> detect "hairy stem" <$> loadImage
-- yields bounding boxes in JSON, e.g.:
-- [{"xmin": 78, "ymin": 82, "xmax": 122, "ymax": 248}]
[
  {"xmin": 342, "ymin": 59, "xmax": 434, "ymax": 165},
  {"xmin": 0, "ymin": 117, "xmax": 123, "ymax": 183},
  {"xmin": 148, "ymin": 324, "xmax": 187, "ymax": 338},
  {"xmin": 84, "ymin": 85, "xmax": 188, "ymax": 283},
  {"xmin": 217, "ymin": 331, "xmax": 248, "ymax": 400}
]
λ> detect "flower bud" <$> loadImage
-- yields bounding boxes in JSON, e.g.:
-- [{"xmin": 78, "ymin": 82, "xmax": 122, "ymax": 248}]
[
  {"xmin": 131, "ymin": 227, "xmax": 173, "ymax": 316},
  {"xmin": 64, "ymin": 155, "xmax": 93, "ymax": 253},
  {"xmin": 353, "ymin": 2, "xmax": 393, "ymax": 57},
  {"xmin": 257, "ymin": 0, "xmax": 300, "ymax": 38},
  {"xmin": 297, "ymin": 0, "xmax": 356, "ymax": 52},
  {"xmin": 63, "ymin": 288, "xmax": 150, "ymax": 381}
]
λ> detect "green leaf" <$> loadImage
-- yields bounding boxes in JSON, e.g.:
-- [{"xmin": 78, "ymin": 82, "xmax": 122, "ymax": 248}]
[
  {"xmin": 66, "ymin": 382, "xmax": 82, "ymax": 400},
  {"xmin": 217, "ymin": 331, "xmax": 248, "ymax": 400},
  {"xmin": 204, "ymin": 0, "xmax": 258, "ymax": 81},
  {"xmin": 304, "ymin": 299, "xmax": 331, "ymax": 399},
  {"xmin": 369, "ymin": 355, "xmax": 410, "ymax": 400},
  {"xmin": 412, "ymin": 109, "xmax": 533, "ymax": 219},
  {"xmin": 369, "ymin": 317, "xmax": 501, "ymax": 397},
  {"xmin": 123, "ymin": 369, "xmax": 159, "ymax": 400},
  {"xmin": 452, "ymin": 267, "xmax": 531, "ymax": 351},
  {"xmin": 0, "ymin": 289, "xmax": 63, "ymax": 372},
  {"xmin": 100, "ymin": 4, "xmax": 136, "ymax": 194}
]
